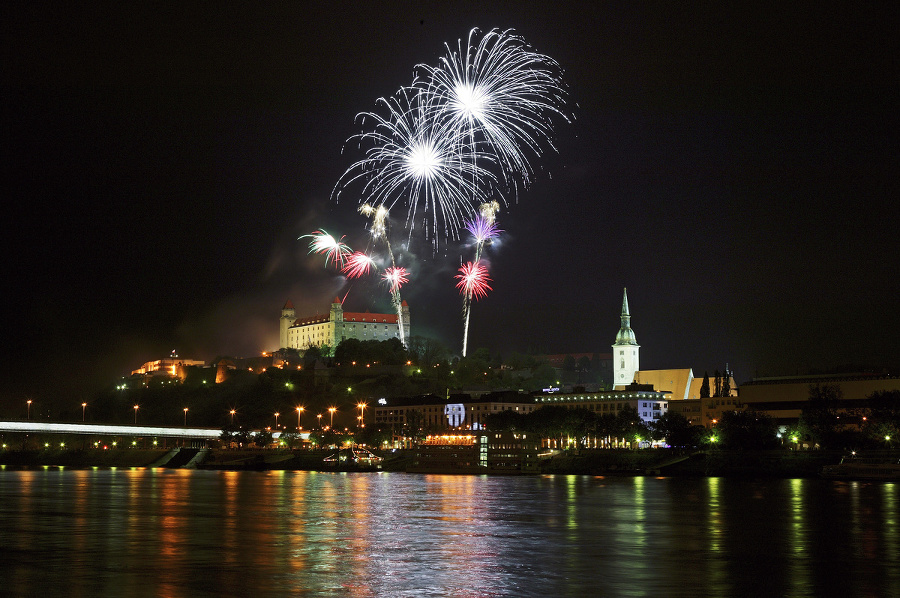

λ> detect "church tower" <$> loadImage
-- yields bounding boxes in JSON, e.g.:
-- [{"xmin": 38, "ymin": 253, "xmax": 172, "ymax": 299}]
[
  {"xmin": 279, "ymin": 300, "xmax": 296, "ymax": 349},
  {"xmin": 612, "ymin": 288, "xmax": 640, "ymax": 388}
]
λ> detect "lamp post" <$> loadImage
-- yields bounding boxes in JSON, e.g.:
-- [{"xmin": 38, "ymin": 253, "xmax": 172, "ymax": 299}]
[
  {"xmin": 296, "ymin": 406, "xmax": 304, "ymax": 430},
  {"xmin": 328, "ymin": 407, "xmax": 336, "ymax": 429},
  {"xmin": 27, "ymin": 399, "xmax": 32, "ymax": 420},
  {"xmin": 274, "ymin": 412, "xmax": 280, "ymax": 429},
  {"xmin": 317, "ymin": 413, "xmax": 322, "ymax": 429},
  {"xmin": 357, "ymin": 402, "xmax": 367, "ymax": 428},
  {"xmin": 230, "ymin": 409, "xmax": 236, "ymax": 425},
  {"xmin": 133, "ymin": 405, "xmax": 139, "ymax": 424},
  {"xmin": 82, "ymin": 402, "xmax": 87, "ymax": 422},
  {"xmin": 183, "ymin": 407, "xmax": 188, "ymax": 426}
]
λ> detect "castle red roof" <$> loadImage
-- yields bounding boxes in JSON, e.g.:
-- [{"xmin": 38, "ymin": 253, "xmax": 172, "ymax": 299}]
[{"xmin": 342, "ymin": 311, "xmax": 398, "ymax": 323}]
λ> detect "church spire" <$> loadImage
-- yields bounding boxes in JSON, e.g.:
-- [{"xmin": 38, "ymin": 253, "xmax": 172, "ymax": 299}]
[{"xmin": 615, "ymin": 287, "xmax": 637, "ymax": 345}]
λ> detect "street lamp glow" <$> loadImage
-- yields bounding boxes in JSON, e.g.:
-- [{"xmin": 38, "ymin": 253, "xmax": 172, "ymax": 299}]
[
  {"xmin": 183, "ymin": 407, "xmax": 188, "ymax": 426},
  {"xmin": 82, "ymin": 402, "xmax": 87, "ymax": 421},
  {"xmin": 27, "ymin": 399, "xmax": 32, "ymax": 420},
  {"xmin": 230, "ymin": 409, "xmax": 236, "ymax": 424},
  {"xmin": 328, "ymin": 406, "xmax": 337, "ymax": 428},
  {"xmin": 296, "ymin": 406, "xmax": 304, "ymax": 430},
  {"xmin": 133, "ymin": 405, "xmax": 139, "ymax": 424},
  {"xmin": 274, "ymin": 412, "xmax": 280, "ymax": 428}
]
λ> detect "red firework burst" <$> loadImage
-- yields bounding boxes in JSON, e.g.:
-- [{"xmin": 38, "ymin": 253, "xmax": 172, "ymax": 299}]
[{"xmin": 456, "ymin": 261, "xmax": 493, "ymax": 300}]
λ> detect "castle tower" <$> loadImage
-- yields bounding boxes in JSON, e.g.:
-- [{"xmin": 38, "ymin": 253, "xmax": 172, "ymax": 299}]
[
  {"xmin": 330, "ymin": 297, "xmax": 344, "ymax": 346},
  {"xmin": 279, "ymin": 300, "xmax": 296, "ymax": 349},
  {"xmin": 612, "ymin": 288, "xmax": 640, "ymax": 388},
  {"xmin": 401, "ymin": 300, "xmax": 410, "ymax": 344}
]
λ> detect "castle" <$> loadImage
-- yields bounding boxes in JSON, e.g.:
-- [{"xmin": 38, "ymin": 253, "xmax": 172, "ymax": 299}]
[{"xmin": 279, "ymin": 298, "xmax": 410, "ymax": 351}]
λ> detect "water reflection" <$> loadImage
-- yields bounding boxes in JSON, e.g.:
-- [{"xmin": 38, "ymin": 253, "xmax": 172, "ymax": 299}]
[{"xmin": 0, "ymin": 470, "xmax": 897, "ymax": 597}]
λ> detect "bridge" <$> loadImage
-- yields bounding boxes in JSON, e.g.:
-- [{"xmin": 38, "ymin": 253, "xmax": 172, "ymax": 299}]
[
  {"xmin": 0, "ymin": 421, "xmax": 224, "ymax": 441},
  {"xmin": 0, "ymin": 421, "xmax": 309, "ymax": 444}
]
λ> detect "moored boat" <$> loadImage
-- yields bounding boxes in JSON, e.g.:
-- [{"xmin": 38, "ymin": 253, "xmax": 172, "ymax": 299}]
[{"xmin": 822, "ymin": 456, "xmax": 900, "ymax": 481}]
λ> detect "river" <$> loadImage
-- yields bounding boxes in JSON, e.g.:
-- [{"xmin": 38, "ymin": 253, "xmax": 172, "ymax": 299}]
[{"xmin": 0, "ymin": 468, "xmax": 897, "ymax": 597}]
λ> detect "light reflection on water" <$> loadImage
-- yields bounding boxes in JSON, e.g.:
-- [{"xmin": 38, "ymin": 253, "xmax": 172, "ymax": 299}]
[{"xmin": 0, "ymin": 469, "xmax": 898, "ymax": 597}]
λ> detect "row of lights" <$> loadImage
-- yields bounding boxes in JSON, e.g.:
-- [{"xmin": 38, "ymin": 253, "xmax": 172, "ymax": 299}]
[{"xmin": 24, "ymin": 399, "xmax": 370, "ymax": 430}]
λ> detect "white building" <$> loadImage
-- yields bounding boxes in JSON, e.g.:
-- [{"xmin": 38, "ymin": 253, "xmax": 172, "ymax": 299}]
[{"xmin": 280, "ymin": 298, "xmax": 410, "ymax": 351}]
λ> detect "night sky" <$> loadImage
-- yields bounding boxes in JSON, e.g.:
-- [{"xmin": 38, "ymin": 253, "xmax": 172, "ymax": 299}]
[{"xmin": 3, "ymin": 2, "xmax": 898, "ymax": 409}]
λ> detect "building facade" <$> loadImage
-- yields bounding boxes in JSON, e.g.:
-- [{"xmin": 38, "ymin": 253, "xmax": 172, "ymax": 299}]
[
  {"xmin": 532, "ymin": 387, "xmax": 671, "ymax": 426},
  {"xmin": 373, "ymin": 393, "xmax": 537, "ymax": 435},
  {"xmin": 280, "ymin": 298, "xmax": 410, "ymax": 350}
]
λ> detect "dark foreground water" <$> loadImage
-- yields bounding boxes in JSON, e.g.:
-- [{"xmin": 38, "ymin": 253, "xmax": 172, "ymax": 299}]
[{"xmin": 0, "ymin": 469, "xmax": 897, "ymax": 597}]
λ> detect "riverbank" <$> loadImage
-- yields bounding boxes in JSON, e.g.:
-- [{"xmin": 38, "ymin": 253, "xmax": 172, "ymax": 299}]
[{"xmin": 1, "ymin": 447, "xmax": 869, "ymax": 478}]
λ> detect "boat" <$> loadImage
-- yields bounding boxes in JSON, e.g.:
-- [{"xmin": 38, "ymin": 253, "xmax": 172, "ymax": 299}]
[
  {"xmin": 821, "ymin": 456, "xmax": 900, "ymax": 481},
  {"xmin": 322, "ymin": 446, "xmax": 383, "ymax": 470}
]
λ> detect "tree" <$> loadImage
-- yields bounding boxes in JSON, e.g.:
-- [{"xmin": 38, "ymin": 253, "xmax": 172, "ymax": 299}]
[
  {"xmin": 700, "ymin": 372, "xmax": 711, "ymax": 399},
  {"xmin": 713, "ymin": 370, "xmax": 722, "ymax": 398},
  {"xmin": 615, "ymin": 405, "xmax": 652, "ymax": 446},
  {"xmin": 279, "ymin": 431, "xmax": 302, "ymax": 449},
  {"xmin": 651, "ymin": 411, "xmax": 700, "ymax": 448},
  {"xmin": 721, "ymin": 369, "xmax": 731, "ymax": 397},
  {"xmin": 800, "ymin": 384, "xmax": 843, "ymax": 448},
  {"xmin": 562, "ymin": 355, "xmax": 576, "ymax": 372},
  {"xmin": 715, "ymin": 410, "xmax": 779, "ymax": 450},
  {"xmin": 254, "ymin": 429, "xmax": 273, "ymax": 447}
]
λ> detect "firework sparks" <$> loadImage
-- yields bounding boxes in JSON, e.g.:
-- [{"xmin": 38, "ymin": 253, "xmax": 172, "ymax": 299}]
[
  {"xmin": 335, "ymin": 87, "xmax": 497, "ymax": 244},
  {"xmin": 479, "ymin": 200, "xmax": 500, "ymax": 223},
  {"xmin": 465, "ymin": 215, "xmax": 502, "ymax": 245},
  {"xmin": 302, "ymin": 229, "xmax": 351, "ymax": 268},
  {"xmin": 359, "ymin": 202, "xmax": 390, "ymax": 240},
  {"xmin": 341, "ymin": 251, "xmax": 376, "ymax": 279},
  {"xmin": 456, "ymin": 261, "xmax": 493, "ymax": 300},
  {"xmin": 417, "ymin": 28, "xmax": 570, "ymax": 195},
  {"xmin": 383, "ymin": 266, "xmax": 410, "ymax": 293}
]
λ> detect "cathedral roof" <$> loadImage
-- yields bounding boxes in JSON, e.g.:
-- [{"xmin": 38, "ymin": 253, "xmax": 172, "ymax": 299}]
[
  {"xmin": 283, "ymin": 299, "xmax": 294, "ymax": 309},
  {"xmin": 614, "ymin": 287, "xmax": 638, "ymax": 346}
]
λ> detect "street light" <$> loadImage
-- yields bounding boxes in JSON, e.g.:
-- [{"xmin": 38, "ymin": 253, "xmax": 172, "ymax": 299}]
[
  {"xmin": 133, "ymin": 405, "xmax": 139, "ymax": 424},
  {"xmin": 82, "ymin": 402, "xmax": 87, "ymax": 422},
  {"xmin": 230, "ymin": 409, "xmax": 236, "ymax": 424},
  {"xmin": 183, "ymin": 407, "xmax": 189, "ymax": 426},
  {"xmin": 328, "ymin": 406, "xmax": 336, "ymax": 429},
  {"xmin": 27, "ymin": 399, "xmax": 32, "ymax": 420},
  {"xmin": 317, "ymin": 413, "xmax": 323, "ymax": 429},
  {"xmin": 296, "ymin": 406, "xmax": 304, "ymax": 430},
  {"xmin": 357, "ymin": 402, "xmax": 367, "ymax": 428},
  {"xmin": 274, "ymin": 412, "xmax": 280, "ymax": 429}
]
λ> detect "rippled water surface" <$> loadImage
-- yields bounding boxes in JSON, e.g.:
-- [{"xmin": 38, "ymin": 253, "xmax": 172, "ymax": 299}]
[{"xmin": 0, "ymin": 469, "xmax": 897, "ymax": 597}]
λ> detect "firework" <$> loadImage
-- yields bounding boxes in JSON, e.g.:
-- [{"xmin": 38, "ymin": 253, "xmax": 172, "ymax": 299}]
[
  {"xmin": 302, "ymin": 229, "xmax": 351, "ymax": 268},
  {"xmin": 335, "ymin": 87, "xmax": 497, "ymax": 244},
  {"xmin": 383, "ymin": 266, "xmax": 410, "ymax": 294},
  {"xmin": 456, "ymin": 261, "xmax": 493, "ymax": 300},
  {"xmin": 341, "ymin": 251, "xmax": 376, "ymax": 279},
  {"xmin": 465, "ymin": 215, "xmax": 502, "ymax": 245},
  {"xmin": 479, "ymin": 200, "xmax": 500, "ymax": 223},
  {"xmin": 417, "ymin": 28, "xmax": 570, "ymax": 194},
  {"xmin": 359, "ymin": 203, "xmax": 390, "ymax": 240}
]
